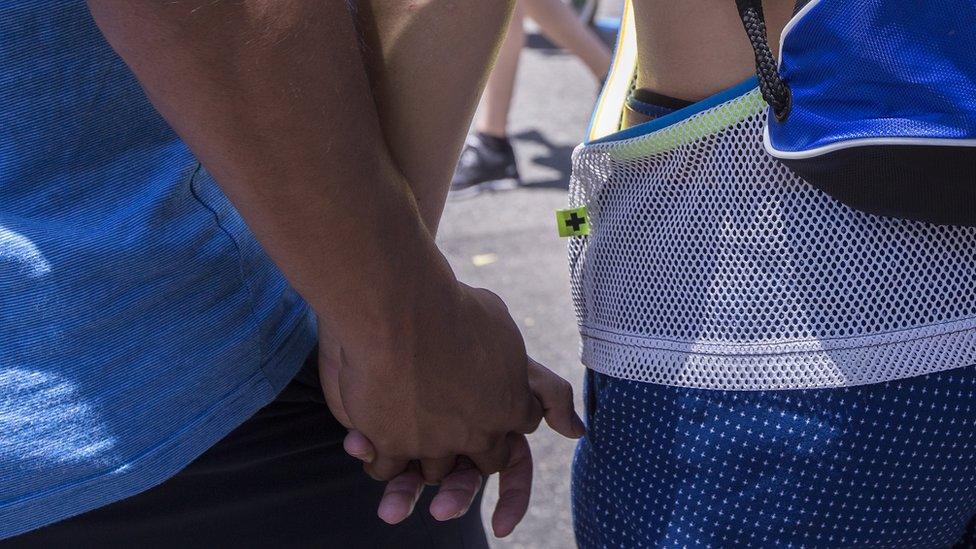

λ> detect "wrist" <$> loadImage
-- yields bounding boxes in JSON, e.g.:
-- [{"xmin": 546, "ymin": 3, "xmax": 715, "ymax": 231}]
[
  {"xmin": 315, "ymin": 229, "xmax": 463, "ymax": 358},
  {"xmin": 363, "ymin": 248, "xmax": 463, "ymax": 355},
  {"xmin": 299, "ymin": 160, "xmax": 464, "ymax": 360}
]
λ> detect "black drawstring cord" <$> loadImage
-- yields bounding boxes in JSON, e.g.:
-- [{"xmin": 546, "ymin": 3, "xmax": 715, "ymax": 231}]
[{"xmin": 735, "ymin": 0, "xmax": 792, "ymax": 121}]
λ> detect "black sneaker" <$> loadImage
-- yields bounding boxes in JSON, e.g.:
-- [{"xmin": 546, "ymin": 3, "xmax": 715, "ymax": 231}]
[{"xmin": 449, "ymin": 133, "xmax": 521, "ymax": 200}]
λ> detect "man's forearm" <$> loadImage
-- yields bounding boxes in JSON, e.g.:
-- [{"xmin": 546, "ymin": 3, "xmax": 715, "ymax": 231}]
[{"xmin": 87, "ymin": 0, "xmax": 458, "ymax": 348}]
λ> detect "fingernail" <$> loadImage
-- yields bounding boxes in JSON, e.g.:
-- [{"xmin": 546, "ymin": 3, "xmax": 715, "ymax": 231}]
[
  {"xmin": 377, "ymin": 501, "xmax": 402, "ymax": 525},
  {"xmin": 429, "ymin": 498, "xmax": 451, "ymax": 521},
  {"xmin": 350, "ymin": 452, "xmax": 373, "ymax": 464}
]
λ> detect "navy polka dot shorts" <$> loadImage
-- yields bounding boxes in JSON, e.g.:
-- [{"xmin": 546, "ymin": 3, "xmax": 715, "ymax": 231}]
[{"xmin": 572, "ymin": 367, "xmax": 976, "ymax": 548}]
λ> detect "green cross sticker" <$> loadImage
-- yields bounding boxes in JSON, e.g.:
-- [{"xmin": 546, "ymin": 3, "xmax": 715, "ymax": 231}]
[{"xmin": 556, "ymin": 206, "xmax": 590, "ymax": 237}]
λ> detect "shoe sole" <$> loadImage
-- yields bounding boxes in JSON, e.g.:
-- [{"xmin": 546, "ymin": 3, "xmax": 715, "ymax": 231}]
[{"xmin": 448, "ymin": 177, "xmax": 521, "ymax": 201}]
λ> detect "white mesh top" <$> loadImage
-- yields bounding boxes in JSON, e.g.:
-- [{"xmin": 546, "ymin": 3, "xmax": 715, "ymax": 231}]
[{"xmin": 568, "ymin": 83, "xmax": 976, "ymax": 390}]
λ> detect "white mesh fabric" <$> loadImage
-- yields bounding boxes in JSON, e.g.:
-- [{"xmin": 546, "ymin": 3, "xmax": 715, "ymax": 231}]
[{"xmin": 568, "ymin": 88, "xmax": 976, "ymax": 390}]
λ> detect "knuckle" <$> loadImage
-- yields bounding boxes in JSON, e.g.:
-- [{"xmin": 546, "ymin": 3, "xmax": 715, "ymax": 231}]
[
  {"xmin": 375, "ymin": 469, "xmax": 399, "ymax": 482},
  {"xmin": 422, "ymin": 471, "xmax": 446, "ymax": 484},
  {"xmin": 417, "ymin": 450, "xmax": 449, "ymax": 461},
  {"xmin": 363, "ymin": 464, "xmax": 384, "ymax": 481},
  {"xmin": 477, "ymin": 457, "xmax": 505, "ymax": 475},
  {"xmin": 558, "ymin": 379, "xmax": 574, "ymax": 401},
  {"xmin": 470, "ymin": 431, "xmax": 503, "ymax": 456},
  {"xmin": 524, "ymin": 402, "xmax": 544, "ymax": 424},
  {"xmin": 469, "ymin": 438, "xmax": 494, "ymax": 456}
]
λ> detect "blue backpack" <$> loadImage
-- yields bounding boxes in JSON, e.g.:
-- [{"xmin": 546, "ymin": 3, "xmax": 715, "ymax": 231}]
[{"xmin": 736, "ymin": 0, "xmax": 976, "ymax": 225}]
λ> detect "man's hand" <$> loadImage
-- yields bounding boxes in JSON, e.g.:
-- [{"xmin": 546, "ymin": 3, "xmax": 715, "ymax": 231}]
[
  {"xmin": 342, "ymin": 363, "xmax": 578, "ymax": 537},
  {"xmin": 321, "ymin": 283, "xmax": 538, "ymax": 479},
  {"xmin": 320, "ymin": 284, "xmax": 581, "ymax": 478},
  {"xmin": 320, "ymin": 286, "xmax": 584, "ymax": 537}
]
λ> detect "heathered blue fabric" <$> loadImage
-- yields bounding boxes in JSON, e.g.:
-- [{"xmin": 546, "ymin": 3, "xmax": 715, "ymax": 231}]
[{"xmin": 0, "ymin": 1, "xmax": 317, "ymax": 538}]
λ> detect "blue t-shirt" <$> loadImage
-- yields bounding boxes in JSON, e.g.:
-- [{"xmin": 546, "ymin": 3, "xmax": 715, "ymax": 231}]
[{"xmin": 0, "ymin": 2, "xmax": 316, "ymax": 538}]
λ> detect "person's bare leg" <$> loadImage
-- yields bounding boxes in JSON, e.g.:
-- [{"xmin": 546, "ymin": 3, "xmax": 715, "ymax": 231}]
[
  {"xmin": 475, "ymin": 3, "xmax": 527, "ymax": 139},
  {"xmin": 522, "ymin": 0, "xmax": 611, "ymax": 79},
  {"xmin": 355, "ymin": 0, "xmax": 516, "ymax": 234}
]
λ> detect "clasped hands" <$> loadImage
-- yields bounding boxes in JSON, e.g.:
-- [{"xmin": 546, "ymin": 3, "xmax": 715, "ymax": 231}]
[{"xmin": 319, "ymin": 284, "xmax": 583, "ymax": 538}]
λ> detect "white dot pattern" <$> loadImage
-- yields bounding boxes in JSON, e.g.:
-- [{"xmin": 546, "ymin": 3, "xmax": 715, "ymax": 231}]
[
  {"xmin": 567, "ymin": 89, "xmax": 976, "ymax": 390},
  {"xmin": 572, "ymin": 368, "xmax": 976, "ymax": 549}
]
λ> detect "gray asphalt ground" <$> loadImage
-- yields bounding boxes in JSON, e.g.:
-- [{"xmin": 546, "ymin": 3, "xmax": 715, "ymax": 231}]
[{"xmin": 437, "ymin": 3, "xmax": 623, "ymax": 546}]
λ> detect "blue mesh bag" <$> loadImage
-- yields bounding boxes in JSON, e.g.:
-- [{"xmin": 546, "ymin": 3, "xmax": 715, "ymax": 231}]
[{"xmin": 736, "ymin": 0, "xmax": 976, "ymax": 225}]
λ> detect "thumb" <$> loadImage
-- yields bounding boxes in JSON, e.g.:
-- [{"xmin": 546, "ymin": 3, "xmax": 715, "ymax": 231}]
[
  {"xmin": 343, "ymin": 430, "xmax": 376, "ymax": 464},
  {"xmin": 527, "ymin": 358, "xmax": 585, "ymax": 439},
  {"xmin": 318, "ymin": 340, "xmax": 378, "ymax": 463},
  {"xmin": 317, "ymin": 338, "xmax": 353, "ymax": 429}
]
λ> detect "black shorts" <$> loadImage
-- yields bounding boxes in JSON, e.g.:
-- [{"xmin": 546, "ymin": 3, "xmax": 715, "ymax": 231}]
[{"xmin": 5, "ymin": 352, "xmax": 488, "ymax": 549}]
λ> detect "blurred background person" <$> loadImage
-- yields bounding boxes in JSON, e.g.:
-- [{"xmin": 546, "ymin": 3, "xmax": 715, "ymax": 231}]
[{"xmin": 450, "ymin": 0, "xmax": 612, "ymax": 198}]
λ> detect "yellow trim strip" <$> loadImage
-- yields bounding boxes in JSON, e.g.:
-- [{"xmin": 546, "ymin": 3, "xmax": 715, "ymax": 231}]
[
  {"xmin": 609, "ymin": 89, "xmax": 765, "ymax": 160},
  {"xmin": 586, "ymin": 0, "xmax": 638, "ymax": 142}
]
